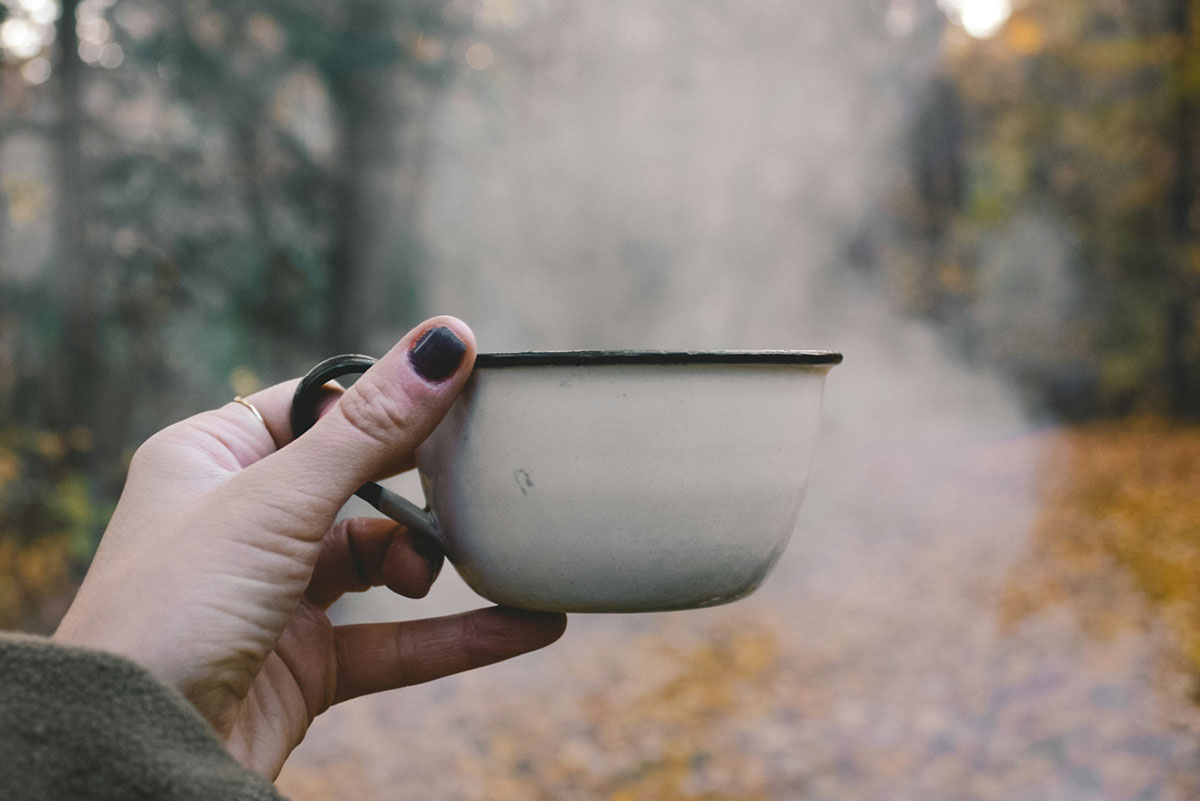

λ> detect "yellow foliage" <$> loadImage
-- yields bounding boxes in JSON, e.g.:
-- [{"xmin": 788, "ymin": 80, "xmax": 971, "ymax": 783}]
[
  {"xmin": 426, "ymin": 619, "xmax": 788, "ymax": 801},
  {"xmin": 1004, "ymin": 16, "xmax": 1045, "ymax": 57},
  {"xmin": 0, "ymin": 451, "xmax": 18, "ymax": 488},
  {"xmin": 1063, "ymin": 37, "xmax": 1177, "ymax": 77},
  {"xmin": 0, "ymin": 535, "xmax": 73, "ymax": 630},
  {"xmin": 0, "ymin": 426, "xmax": 101, "ymax": 631},
  {"xmin": 1001, "ymin": 421, "xmax": 1200, "ymax": 673},
  {"xmin": 0, "ymin": 174, "xmax": 50, "ymax": 224},
  {"xmin": 34, "ymin": 431, "xmax": 65, "ymax": 461},
  {"xmin": 229, "ymin": 366, "xmax": 264, "ymax": 397},
  {"xmin": 937, "ymin": 261, "xmax": 971, "ymax": 296}
]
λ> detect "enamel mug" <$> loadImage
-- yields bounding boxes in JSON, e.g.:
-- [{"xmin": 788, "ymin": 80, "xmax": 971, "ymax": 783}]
[{"xmin": 293, "ymin": 350, "xmax": 841, "ymax": 613}]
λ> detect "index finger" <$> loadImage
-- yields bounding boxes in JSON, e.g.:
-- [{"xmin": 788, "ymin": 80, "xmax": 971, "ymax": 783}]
[
  {"xmin": 234, "ymin": 378, "xmax": 343, "ymax": 454},
  {"xmin": 331, "ymin": 608, "xmax": 568, "ymax": 704}
]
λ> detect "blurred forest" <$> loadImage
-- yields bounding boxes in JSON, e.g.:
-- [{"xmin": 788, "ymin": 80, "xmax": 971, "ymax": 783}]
[
  {"xmin": 885, "ymin": 0, "xmax": 1200, "ymax": 420},
  {"xmin": 4, "ymin": 0, "xmax": 1200, "ymax": 796},
  {"xmin": 0, "ymin": 0, "xmax": 472, "ymax": 627}
]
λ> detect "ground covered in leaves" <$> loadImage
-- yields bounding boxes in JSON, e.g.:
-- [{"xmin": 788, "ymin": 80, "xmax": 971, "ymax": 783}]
[{"xmin": 277, "ymin": 423, "xmax": 1200, "ymax": 801}]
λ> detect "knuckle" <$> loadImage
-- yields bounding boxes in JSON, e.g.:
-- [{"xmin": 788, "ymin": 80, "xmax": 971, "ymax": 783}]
[
  {"xmin": 337, "ymin": 376, "xmax": 418, "ymax": 447},
  {"xmin": 332, "ymin": 632, "xmax": 355, "ymax": 703},
  {"xmin": 334, "ymin": 518, "xmax": 373, "ymax": 589},
  {"xmin": 458, "ymin": 612, "xmax": 490, "ymax": 664},
  {"xmin": 128, "ymin": 428, "xmax": 175, "ymax": 472},
  {"xmin": 260, "ymin": 483, "xmax": 341, "ymax": 534},
  {"xmin": 127, "ymin": 438, "xmax": 158, "ymax": 471},
  {"xmin": 130, "ymin": 411, "xmax": 249, "ymax": 476},
  {"xmin": 390, "ymin": 626, "xmax": 420, "ymax": 687}
]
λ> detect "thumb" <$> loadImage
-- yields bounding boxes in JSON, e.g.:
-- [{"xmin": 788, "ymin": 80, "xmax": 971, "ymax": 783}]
[{"xmin": 217, "ymin": 317, "xmax": 476, "ymax": 544}]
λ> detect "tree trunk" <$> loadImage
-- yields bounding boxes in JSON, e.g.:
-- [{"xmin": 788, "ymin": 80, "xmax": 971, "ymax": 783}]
[
  {"xmin": 1167, "ymin": 0, "xmax": 1198, "ymax": 418},
  {"xmin": 322, "ymin": 0, "xmax": 430, "ymax": 355},
  {"xmin": 325, "ymin": 79, "xmax": 371, "ymax": 354},
  {"xmin": 53, "ymin": 0, "xmax": 99, "ymax": 430},
  {"xmin": 911, "ymin": 77, "xmax": 965, "ymax": 320}
]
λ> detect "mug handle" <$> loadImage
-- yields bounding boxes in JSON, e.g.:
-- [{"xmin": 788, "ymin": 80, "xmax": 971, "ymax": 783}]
[{"xmin": 290, "ymin": 354, "xmax": 442, "ymax": 545}]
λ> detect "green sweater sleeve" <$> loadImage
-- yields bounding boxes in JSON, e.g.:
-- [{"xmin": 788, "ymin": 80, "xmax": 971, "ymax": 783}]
[{"xmin": 0, "ymin": 634, "xmax": 287, "ymax": 801}]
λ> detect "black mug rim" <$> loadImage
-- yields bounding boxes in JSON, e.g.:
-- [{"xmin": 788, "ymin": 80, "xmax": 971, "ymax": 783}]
[
  {"xmin": 292, "ymin": 350, "xmax": 843, "ymax": 436},
  {"xmin": 474, "ymin": 350, "xmax": 843, "ymax": 368}
]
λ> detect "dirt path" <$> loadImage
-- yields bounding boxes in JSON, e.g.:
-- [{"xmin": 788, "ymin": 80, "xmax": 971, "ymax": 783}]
[{"xmin": 277, "ymin": 425, "xmax": 1200, "ymax": 800}]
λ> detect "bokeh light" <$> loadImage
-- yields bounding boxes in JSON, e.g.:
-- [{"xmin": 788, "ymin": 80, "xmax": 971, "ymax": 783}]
[
  {"xmin": 464, "ymin": 41, "xmax": 493, "ymax": 70},
  {"xmin": 19, "ymin": 53, "xmax": 50, "ymax": 82},
  {"xmin": 886, "ymin": 0, "xmax": 917, "ymax": 37},
  {"xmin": 0, "ymin": 15, "xmax": 45, "ymax": 59},
  {"xmin": 20, "ymin": 0, "xmax": 59, "ymax": 26},
  {"xmin": 96, "ymin": 41, "xmax": 121, "ymax": 68},
  {"xmin": 0, "ymin": 0, "xmax": 124, "ymax": 79},
  {"xmin": 0, "ymin": 0, "xmax": 59, "ymax": 63},
  {"xmin": 940, "ymin": 0, "xmax": 1013, "ymax": 38}
]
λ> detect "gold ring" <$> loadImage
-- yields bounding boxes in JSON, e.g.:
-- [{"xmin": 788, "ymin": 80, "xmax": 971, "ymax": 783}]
[{"xmin": 232, "ymin": 395, "xmax": 266, "ymax": 427}]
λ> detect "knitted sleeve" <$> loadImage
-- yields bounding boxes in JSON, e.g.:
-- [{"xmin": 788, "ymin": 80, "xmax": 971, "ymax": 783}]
[{"xmin": 0, "ymin": 633, "xmax": 286, "ymax": 801}]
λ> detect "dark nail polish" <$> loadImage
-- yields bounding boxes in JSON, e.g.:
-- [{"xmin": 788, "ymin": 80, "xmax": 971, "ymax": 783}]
[
  {"xmin": 411, "ymin": 534, "xmax": 444, "ymax": 583},
  {"xmin": 409, "ymin": 326, "xmax": 466, "ymax": 382}
]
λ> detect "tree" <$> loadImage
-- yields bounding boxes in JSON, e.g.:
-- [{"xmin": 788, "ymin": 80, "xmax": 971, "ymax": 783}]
[
  {"xmin": 0, "ymin": 0, "xmax": 470, "ymax": 560},
  {"xmin": 890, "ymin": 0, "xmax": 1200, "ymax": 419},
  {"xmin": 52, "ymin": 0, "xmax": 98, "ymax": 433},
  {"xmin": 1166, "ymin": 0, "xmax": 1198, "ymax": 417}
]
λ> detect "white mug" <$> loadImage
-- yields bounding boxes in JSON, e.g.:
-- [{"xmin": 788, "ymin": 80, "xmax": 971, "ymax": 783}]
[{"xmin": 296, "ymin": 351, "xmax": 841, "ymax": 613}]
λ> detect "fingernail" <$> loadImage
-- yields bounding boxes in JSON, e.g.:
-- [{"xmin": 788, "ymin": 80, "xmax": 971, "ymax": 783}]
[
  {"xmin": 411, "ymin": 534, "xmax": 444, "ymax": 583},
  {"xmin": 409, "ymin": 326, "xmax": 466, "ymax": 382}
]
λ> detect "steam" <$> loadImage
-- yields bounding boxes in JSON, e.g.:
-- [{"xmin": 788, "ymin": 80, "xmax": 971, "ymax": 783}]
[
  {"xmin": 412, "ymin": 0, "xmax": 940, "ymax": 351},
  {"xmin": 349, "ymin": 0, "xmax": 1036, "ymax": 608}
]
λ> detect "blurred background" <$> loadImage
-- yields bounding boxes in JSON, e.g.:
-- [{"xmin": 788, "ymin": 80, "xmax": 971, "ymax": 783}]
[{"xmin": 3, "ymin": 0, "xmax": 1200, "ymax": 798}]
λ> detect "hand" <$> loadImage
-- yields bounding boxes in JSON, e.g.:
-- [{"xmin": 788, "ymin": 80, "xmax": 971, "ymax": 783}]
[{"xmin": 53, "ymin": 317, "xmax": 567, "ymax": 779}]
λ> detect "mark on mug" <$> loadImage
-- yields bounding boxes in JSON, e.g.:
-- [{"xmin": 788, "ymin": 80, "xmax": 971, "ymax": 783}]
[{"xmin": 514, "ymin": 469, "xmax": 534, "ymax": 495}]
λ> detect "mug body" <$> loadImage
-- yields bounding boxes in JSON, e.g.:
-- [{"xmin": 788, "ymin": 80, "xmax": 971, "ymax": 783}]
[{"xmin": 415, "ymin": 352, "xmax": 837, "ymax": 613}]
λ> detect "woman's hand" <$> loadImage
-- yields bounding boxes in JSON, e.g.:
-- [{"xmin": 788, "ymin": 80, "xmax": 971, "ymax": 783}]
[{"xmin": 53, "ymin": 317, "xmax": 567, "ymax": 779}]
